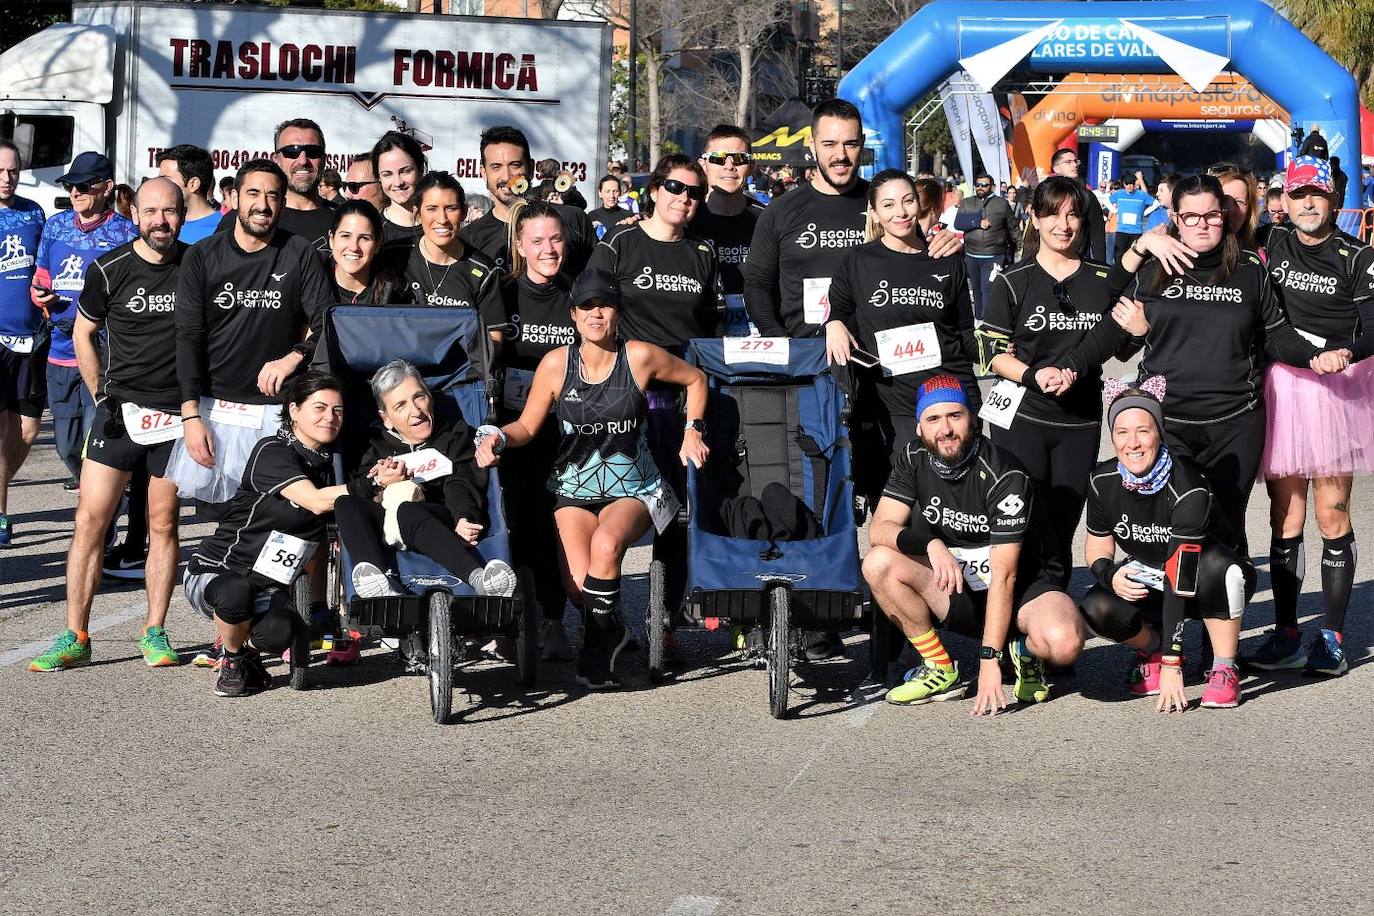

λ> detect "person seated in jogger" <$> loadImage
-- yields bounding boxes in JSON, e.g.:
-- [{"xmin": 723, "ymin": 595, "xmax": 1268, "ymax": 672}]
[
  {"xmin": 474, "ymin": 269, "xmax": 709, "ymax": 690},
  {"xmin": 182, "ymin": 372, "xmax": 351, "ymax": 698},
  {"xmin": 334, "ymin": 358, "xmax": 517, "ymax": 600},
  {"xmin": 861, "ymin": 375, "xmax": 1084, "ymax": 715},
  {"xmin": 1080, "ymin": 378, "xmax": 1255, "ymax": 712}
]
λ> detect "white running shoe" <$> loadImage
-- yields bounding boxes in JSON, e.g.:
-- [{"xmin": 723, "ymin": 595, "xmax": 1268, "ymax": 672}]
[
  {"xmin": 468, "ymin": 559, "xmax": 518, "ymax": 597},
  {"xmin": 352, "ymin": 562, "xmax": 405, "ymax": 599}
]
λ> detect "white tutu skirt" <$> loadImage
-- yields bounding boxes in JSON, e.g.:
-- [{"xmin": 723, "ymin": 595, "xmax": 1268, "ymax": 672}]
[
  {"xmin": 1262, "ymin": 360, "xmax": 1374, "ymax": 479},
  {"xmin": 164, "ymin": 397, "xmax": 283, "ymax": 503}
]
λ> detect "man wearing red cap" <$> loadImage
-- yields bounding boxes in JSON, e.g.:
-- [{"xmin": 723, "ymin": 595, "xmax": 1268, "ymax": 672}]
[
  {"xmin": 863, "ymin": 374, "xmax": 1084, "ymax": 714},
  {"xmin": 1248, "ymin": 155, "xmax": 1373, "ymax": 678}
]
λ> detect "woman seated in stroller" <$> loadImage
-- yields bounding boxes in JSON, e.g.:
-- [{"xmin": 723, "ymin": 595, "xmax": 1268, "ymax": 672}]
[{"xmin": 335, "ymin": 358, "xmax": 518, "ymax": 600}]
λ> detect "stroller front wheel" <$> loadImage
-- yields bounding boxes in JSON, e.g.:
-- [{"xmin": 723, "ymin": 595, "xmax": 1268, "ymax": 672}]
[{"xmin": 768, "ymin": 587, "xmax": 791, "ymax": 719}]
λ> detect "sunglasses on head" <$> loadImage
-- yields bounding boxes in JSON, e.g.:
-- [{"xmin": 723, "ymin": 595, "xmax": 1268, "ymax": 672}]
[
  {"xmin": 342, "ymin": 180, "xmax": 380, "ymax": 193},
  {"xmin": 660, "ymin": 178, "xmax": 705, "ymax": 201},
  {"xmin": 705, "ymin": 152, "xmax": 751, "ymax": 166},
  {"xmin": 277, "ymin": 144, "xmax": 325, "ymax": 160}
]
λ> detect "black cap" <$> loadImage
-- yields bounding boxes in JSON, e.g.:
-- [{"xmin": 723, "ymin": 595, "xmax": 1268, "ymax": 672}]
[
  {"xmin": 572, "ymin": 268, "xmax": 622, "ymax": 308},
  {"xmin": 58, "ymin": 151, "xmax": 114, "ymax": 186}
]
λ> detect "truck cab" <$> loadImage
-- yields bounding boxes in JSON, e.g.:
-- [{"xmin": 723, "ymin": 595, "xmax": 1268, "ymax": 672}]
[{"xmin": 0, "ymin": 23, "xmax": 114, "ymax": 213}]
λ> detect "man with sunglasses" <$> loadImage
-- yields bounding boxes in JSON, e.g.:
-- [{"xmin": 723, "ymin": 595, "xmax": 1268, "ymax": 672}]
[
  {"xmin": 689, "ymin": 124, "xmax": 765, "ymax": 337},
  {"xmin": 461, "ymin": 125, "xmax": 596, "ymax": 278},
  {"xmin": 953, "ymin": 172, "xmax": 1018, "ymax": 320},
  {"xmin": 1051, "ymin": 148, "xmax": 1106, "ymax": 261},
  {"xmin": 0, "ymin": 139, "xmax": 47, "ymax": 546},
  {"xmin": 341, "ymin": 154, "xmax": 387, "ymax": 210},
  {"xmin": 213, "ymin": 119, "xmax": 336, "ymax": 257},
  {"xmin": 157, "ymin": 145, "xmax": 220, "ymax": 245},
  {"xmin": 32, "ymin": 152, "xmax": 137, "ymax": 488}
]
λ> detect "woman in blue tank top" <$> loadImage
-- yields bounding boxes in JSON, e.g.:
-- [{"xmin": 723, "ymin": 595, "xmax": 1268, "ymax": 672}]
[{"xmin": 476, "ymin": 268, "xmax": 708, "ymax": 690}]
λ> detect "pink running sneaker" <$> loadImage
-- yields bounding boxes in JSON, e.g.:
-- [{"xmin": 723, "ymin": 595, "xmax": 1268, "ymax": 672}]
[
  {"xmin": 1128, "ymin": 651, "xmax": 1162, "ymax": 697},
  {"xmin": 1201, "ymin": 664, "xmax": 1241, "ymax": 708}
]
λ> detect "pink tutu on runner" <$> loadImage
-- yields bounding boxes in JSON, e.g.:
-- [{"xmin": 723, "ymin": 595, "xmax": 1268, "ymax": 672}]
[{"xmin": 1262, "ymin": 359, "xmax": 1374, "ymax": 479}]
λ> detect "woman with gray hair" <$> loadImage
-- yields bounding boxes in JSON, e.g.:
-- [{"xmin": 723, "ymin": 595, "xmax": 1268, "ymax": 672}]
[{"xmin": 334, "ymin": 359, "xmax": 516, "ymax": 602}]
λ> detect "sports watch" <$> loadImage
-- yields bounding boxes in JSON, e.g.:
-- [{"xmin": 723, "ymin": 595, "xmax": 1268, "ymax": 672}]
[
  {"xmin": 978, "ymin": 646, "xmax": 1004, "ymax": 661},
  {"xmin": 684, "ymin": 419, "xmax": 706, "ymax": 434}
]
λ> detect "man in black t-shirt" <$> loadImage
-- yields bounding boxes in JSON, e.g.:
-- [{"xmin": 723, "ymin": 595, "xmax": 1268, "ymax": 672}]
[
  {"xmin": 689, "ymin": 124, "xmax": 765, "ymax": 337},
  {"xmin": 213, "ymin": 118, "xmax": 337, "ymax": 256},
  {"xmin": 173, "ymin": 159, "xmax": 332, "ymax": 504},
  {"xmin": 862, "ymin": 375, "xmax": 1083, "ymax": 714},
  {"xmin": 28, "ymin": 178, "xmax": 189, "ymax": 673},
  {"xmin": 459, "ymin": 125, "xmax": 596, "ymax": 277}
]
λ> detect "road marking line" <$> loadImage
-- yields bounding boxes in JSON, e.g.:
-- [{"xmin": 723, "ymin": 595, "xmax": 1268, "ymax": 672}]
[
  {"xmin": 664, "ymin": 896, "xmax": 722, "ymax": 916},
  {"xmin": 0, "ymin": 604, "xmax": 149, "ymax": 667}
]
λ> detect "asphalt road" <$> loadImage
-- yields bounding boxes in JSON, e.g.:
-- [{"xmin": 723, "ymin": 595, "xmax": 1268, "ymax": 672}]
[{"xmin": 2, "ymin": 391, "xmax": 1372, "ymax": 915}]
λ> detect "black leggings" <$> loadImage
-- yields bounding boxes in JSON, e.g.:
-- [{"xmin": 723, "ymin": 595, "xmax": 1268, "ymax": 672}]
[
  {"xmin": 334, "ymin": 495, "xmax": 483, "ymax": 581},
  {"xmin": 991, "ymin": 419, "xmax": 1098, "ymax": 587},
  {"xmin": 203, "ymin": 574, "xmax": 296, "ymax": 654},
  {"xmin": 852, "ymin": 410, "xmax": 921, "ymax": 510},
  {"xmin": 1165, "ymin": 408, "xmax": 1266, "ymax": 556},
  {"xmin": 1079, "ymin": 545, "xmax": 1256, "ymax": 642}
]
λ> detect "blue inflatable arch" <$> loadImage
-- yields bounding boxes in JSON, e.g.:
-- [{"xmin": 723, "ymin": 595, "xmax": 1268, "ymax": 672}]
[{"xmin": 839, "ymin": 0, "xmax": 1362, "ymax": 207}]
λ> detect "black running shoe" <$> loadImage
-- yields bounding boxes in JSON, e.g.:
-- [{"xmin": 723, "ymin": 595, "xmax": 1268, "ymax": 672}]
[
  {"xmin": 240, "ymin": 650, "xmax": 271, "ymax": 693},
  {"xmin": 803, "ymin": 630, "xmax": 845, "ymax": 661},
  {"xmin": 575, "ymin": 635, "xmax": 619, "ymax": 690},
  {"xmin": 102, "ymin": 542, "xmax": 146, "ymax": 581},
  {"xmin": 215, "ymin": 653, "xmax": 248, "ymax": 697}
]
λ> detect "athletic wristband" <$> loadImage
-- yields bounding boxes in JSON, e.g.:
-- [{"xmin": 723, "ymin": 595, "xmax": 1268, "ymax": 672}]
[
  {"xmin": 895, "ymin": 527, "xmax": 927, "ymax": 557},
  {"xmin": 1091, "ymin": 557, "xmax": 1124, "ymax": 591},
  {"xmin": 475, "ymin": 424, "xmax": 506, "ymax": 454},
  {"xmin": 1020, "ymin": 366, "xmax": 1042, "ymax": 393},
  {"xmin": 1161, "ymin": 656, "xmax": 1184, "ymax": 669}
]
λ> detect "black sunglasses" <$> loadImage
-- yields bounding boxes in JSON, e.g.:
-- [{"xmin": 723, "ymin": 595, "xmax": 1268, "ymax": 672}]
[
  {"xmin": 574, "ymin": 299, "xmax": 617, "ymax": 311},
  {"xmin": 975, "ymin": 182, "xmax": 993, "ymax": 188},
  {"xmin": 705, "ymin": 152, "xmax": 752, "ymax": 166},
  {"xmin": 660, "ymin": 178, "xmax": 705, "ymax": 201},
  {"xmin": 277, "ymin": 144, "xmax": 325, "ymax": 160},
  {"xmin": 1052, "ymin": 281, "xmax": 1072, "ymax": 308},
  {"xmin": 342, "ymin": 180, "xmax": 380, "ymax": 193},
  {"xmin": 62, "ymin": 181, "xmax": 104, "ymax": 194}
]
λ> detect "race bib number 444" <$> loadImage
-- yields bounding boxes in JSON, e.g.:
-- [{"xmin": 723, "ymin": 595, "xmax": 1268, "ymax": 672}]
[
  {"xmin": 875, "ymin": 323, "xmax": 941, "ymax": 376},
  {"xmin": 803, "ymin": 277, "xmax": 831, "ymax": 325}
]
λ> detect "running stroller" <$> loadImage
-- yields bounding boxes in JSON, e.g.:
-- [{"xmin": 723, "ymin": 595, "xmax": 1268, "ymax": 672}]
[
  {"xmin": 318, "ymin": 306, "xmax": 539, "ymax": 723},
  {"xmin": 646, "ymin": 337, "xmax": 879, "ymax": 718}
]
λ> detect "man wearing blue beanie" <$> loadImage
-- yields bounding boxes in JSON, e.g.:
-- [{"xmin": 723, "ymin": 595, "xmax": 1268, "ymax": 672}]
[{"xmin": 862, "ymin": 375, "xmax": 1084, "ymax": 713}]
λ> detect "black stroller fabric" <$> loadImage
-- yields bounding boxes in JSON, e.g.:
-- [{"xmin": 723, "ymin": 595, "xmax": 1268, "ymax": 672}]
[{"xmin": 721, "ymin": 482, "xmax": 821, "ymax": 543}]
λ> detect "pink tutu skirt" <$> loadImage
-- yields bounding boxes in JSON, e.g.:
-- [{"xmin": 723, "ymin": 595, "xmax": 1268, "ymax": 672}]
[{"xmin": 1262, "ymin": 359, "xmax": 1374, "ymax": 479}]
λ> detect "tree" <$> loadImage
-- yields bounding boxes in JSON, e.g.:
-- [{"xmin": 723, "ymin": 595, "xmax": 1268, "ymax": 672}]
[
  {"xmin": 2, "ymin": 0, "xmax": 68, "ymax": 53},
  {"xmin": 1280, "ymin": 0, "xmax": 1374, "ymax": 107}
]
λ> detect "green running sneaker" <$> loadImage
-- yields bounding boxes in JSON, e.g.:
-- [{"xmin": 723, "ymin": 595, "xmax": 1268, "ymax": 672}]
[
  {"xmin": 139, "ymin": 625, "xmax": 181, "ymax": 668},
  {"xmin": 28, "ymin": 630, "xmax": 92, "ymax": 672},
  {"xmin": 885, "ymin": 662, "xmax": 962, "ymax": 705},
  {"xmin": 1010, "ymin": 638, "xmax": 1050, "ymax": 703}
]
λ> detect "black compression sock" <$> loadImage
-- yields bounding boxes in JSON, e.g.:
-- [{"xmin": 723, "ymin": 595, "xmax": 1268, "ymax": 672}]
[
  {"xmin": 1269, "ymin": 535, "xmax": 1304, "ymax": 631},
  {"xmin": 581, "ymin": 575, "xmax": 621, "ymax": 629},
  {"xmin": 1320, "ymin": 532, "xmax": 1356, "ymax": 633}
]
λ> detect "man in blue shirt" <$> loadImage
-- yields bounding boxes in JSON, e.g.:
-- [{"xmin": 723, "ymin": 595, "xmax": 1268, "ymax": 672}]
[
  {"xmin": 1109, "ymin": 173, "xmax": 1154, "ymax": 262},
  {"xmin": 157, "ymin": 145, "xmax": 221, "ymax": 244},
  {"xmin": 0, "ymin": 139, "xmax": 46, "ymax": 545},
  {"xmin": 32, "ymin": 151, "xmax": 137, "ymax": 488}
]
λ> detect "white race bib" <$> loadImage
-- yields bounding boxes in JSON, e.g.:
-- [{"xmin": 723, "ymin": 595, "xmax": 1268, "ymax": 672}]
[
  {"xmin": 1119, "ymin": 211, "xmax": 1139, "ymax": 227},
  {"xmin": 1295, "ymin": 328, "xmax": 1327, "ymax": 348},
  {"xmin": 803, "ymin": 277, "xmax": 832, "ymax": 325},
  {"xmin": 503, "ymin": 368, "xmax": 534, "ymax": 410},
  {"xmin": 979, "ymin": 379, "xmax": 1026, "ymax": 430},
  {"xmin": 948, "ymin": 545, "xmax": 992, "ymax": 592},
  {"xmin": 723, "ymin": 336, "xmax": 789, "ymax": 366},
  {"xmin": 639, "ymin": 484, "xmax": 680, "ymax": 535},
  {"xmin": 395, "ymin": 447, "xmax": 453, "ymax": 483},
  {"xmin": 209, "ymin": 399, "xmax": 267, "ymax": 429},
  {"xmin": 121, "ymin": 403, "xmax": 184, "ymax": 446},
  {"xmin": 875, "ymin": 323, "xmax": 941, "ymax": 376},
  {"xmin": 1124, "ymin": 561, "xmax": 1165, "ymax": 592},
  {"xmin": 0, "ymin": 334, "xmax": 34, "ymax": 354},
  {"xmin": 251, "ymin": 531, "xmax": 318, "ymax": 585}
]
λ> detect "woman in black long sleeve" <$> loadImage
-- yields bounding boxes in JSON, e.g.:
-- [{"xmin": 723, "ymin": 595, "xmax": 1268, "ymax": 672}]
[
  {"xmin": 823, "ymin": 169, "xmax": 977, "ymax": 505},
  {"xmin": 1067, "ymin": 174, "xmax": 1348, "ymax": 554},
  {"xmin": 980, "ymin": 177, "xmax": 1116, "ymax": 585}
]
